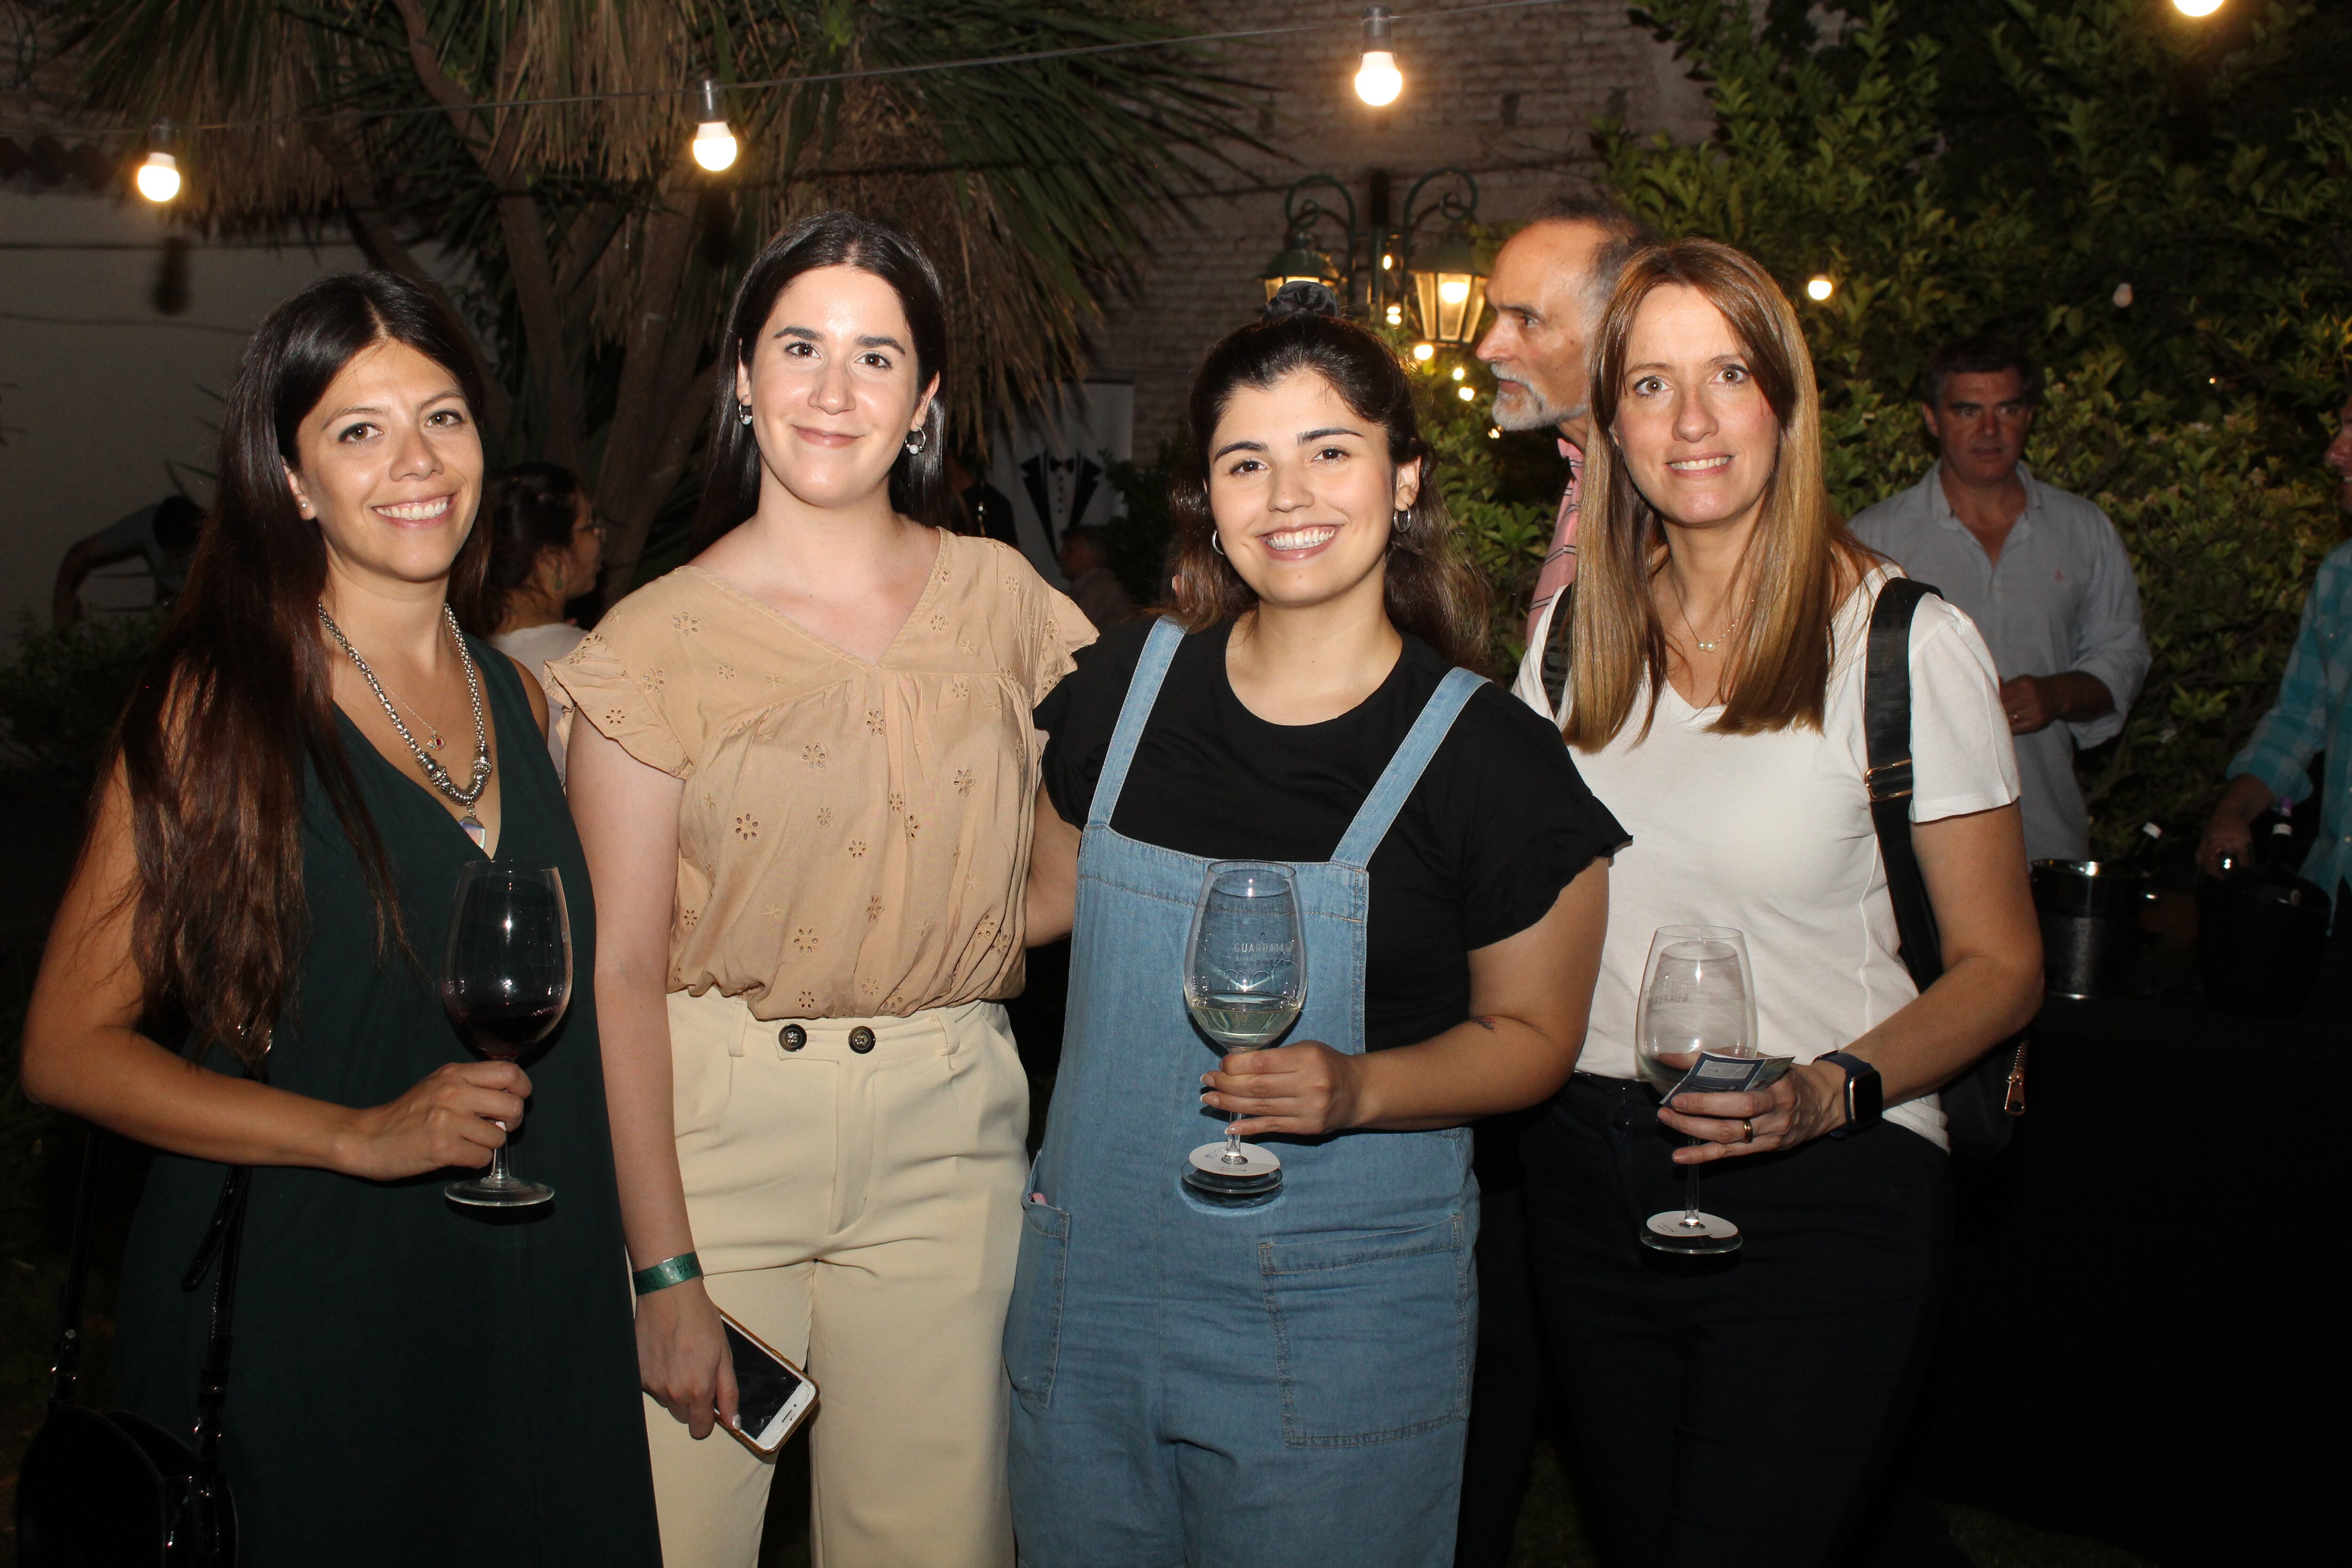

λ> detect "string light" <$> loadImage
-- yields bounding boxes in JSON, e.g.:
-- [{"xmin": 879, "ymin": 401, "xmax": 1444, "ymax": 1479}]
[
  {"xmin": 1456, "ymin": 385, "xmax": 1474, "ymax": 401},
  {"xmin": 691, "ymin": 80, "xmax": 737, "ymax": 172},
  {"xmin": 1412, "ymin": 342, "xmax": 1435, "ymax": 361},
  {"xmin": 1385, "ymin": 304, "xmax": 1403, "ymax": 325},
  {"xmin": 58, "ymin": 1, "xmax": 1589, "ymax": 191},
  {"xmin": 1450, "ymin": 365, "xmax": 1465, "ymax": 381},
  {"xmin": 2172, "ymin": 0, "xmax": 2224, "ymax": 16},
  {"xmin": 135, "ymin": 120, "xmax": 179, "ymax": 203},
  {"xmin": 1805, "ymin": 275, "xmax": 1834, "ymax": 302},
  {"xmin": 1356, "ymin": 8, "xmax": 1403, "ymax": 106}
]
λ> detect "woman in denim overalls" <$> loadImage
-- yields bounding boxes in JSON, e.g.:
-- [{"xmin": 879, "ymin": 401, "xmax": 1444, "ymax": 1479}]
[{"xmin": 1011, "ymin": 294, "xmax": 1618, "ymax": 1565}]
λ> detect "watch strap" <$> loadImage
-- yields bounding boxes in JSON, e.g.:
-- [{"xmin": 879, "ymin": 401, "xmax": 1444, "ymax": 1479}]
[{"xmin": 1818, "ymin": 1051, "xmax": 1883, "ymax": 1137}]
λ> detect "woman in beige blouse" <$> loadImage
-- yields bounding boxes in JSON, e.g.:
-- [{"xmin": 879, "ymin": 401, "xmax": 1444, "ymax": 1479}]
[{"xmin": 557, "ymin": 212, "xmax": 1091, "ymax": 1568}]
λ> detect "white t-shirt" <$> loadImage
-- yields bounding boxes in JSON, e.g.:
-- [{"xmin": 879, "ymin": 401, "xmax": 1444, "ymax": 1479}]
[
  {"xmin": 1512, "ymin": 567, "xmax": 2021, "ymax": 1149},
  {"xmin": 493, "ymin": 622, "xmax": 588, "ymax": 781}
]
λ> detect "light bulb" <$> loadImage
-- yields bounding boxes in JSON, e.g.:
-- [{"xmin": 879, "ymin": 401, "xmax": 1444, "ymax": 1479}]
[
  {"xmin": 1381, "ymin": 253, "xmax": 1394, "ymax": 271},
  {"xmin": 2113, "ymin": 282, "xmax": 2134, "ymax": 309},
  {"xmin": 693, "ymin": 123, "xmax": 738, "ymax": 171},
  {"xmin": 1384, "ymin": 304, "xmax": 1403, "ymax": 326},
  {"xmin": 135, "ymin": 151, "xmax": 181, "ymax": 203},
  {"xmin": 1805, "ymin": 275, "xmax": 1835, "ymax": 302},
  {"xmin": 2172, "ymin": 0, "xmax": 2223, "ymax": 16},
  {"xmin": 1488, "ymin": 427, "xmax": 1502, "ymax": 439},
  {"xmin": 1456, "ymin": 385, "xmax": 1475, "ymax": 402},
  {"xmin": 1412, "ymin": 342, "xmax": 1435, "ymax": 363},
  {"xmin": 1355, "ymin": 8, "xmax": 1402, "ymax": 106},
  {"xmin": 1451, "ymin": 366, "xmax": 1466, "ymax": 382},
  {"xmin": 691, "ymin": 79, "xmax": 737, "ymax": 172},
  {"xmin": 1438, "ymin": 278, "xmax": 1470, "ymax": 307}
]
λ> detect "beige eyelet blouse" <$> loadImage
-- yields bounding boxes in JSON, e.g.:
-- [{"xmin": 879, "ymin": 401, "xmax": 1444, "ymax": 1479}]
[{"xmin": 552, "ymin": 533, "xmax": 1094, "ymax": 1020}]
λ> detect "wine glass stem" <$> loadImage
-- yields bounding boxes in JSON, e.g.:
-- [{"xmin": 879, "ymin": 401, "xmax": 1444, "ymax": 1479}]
[
  {"xmin": 1682, "ymin": 1138, "xmax": 1704, "ymax": 1226},
  {"xmin": 1225, "ymin": 1110, "xmax": 1243, "ymax": 1157},
  {"xmin": 486, "ymin": 1144, "xmax": 515, "ymax": 1189}
]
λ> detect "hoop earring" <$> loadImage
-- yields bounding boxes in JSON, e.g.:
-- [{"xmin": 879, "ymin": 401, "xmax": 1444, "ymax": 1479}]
[
  {"xmin": 738, "ymin": 400, "xmax": 753, "ymax": 427},
  {"xmin": 904, "ymin": 428, "xmax": 929, "ymax": 455},
  {"xmin": 1210, "ymin": 532, "xmax": 1226, "ymax": 557}
]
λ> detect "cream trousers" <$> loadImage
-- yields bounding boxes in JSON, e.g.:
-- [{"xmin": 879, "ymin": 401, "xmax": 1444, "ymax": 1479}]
[{"xmin": 647, "ymin": 989, "xmax": 1028, "ymax": 1568}]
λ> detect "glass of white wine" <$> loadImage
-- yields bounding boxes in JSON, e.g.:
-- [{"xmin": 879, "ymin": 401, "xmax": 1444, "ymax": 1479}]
[
  {"xmin": 1635, "ymin": 924, "xmax": 1757, "ymax": 1255},
  {"xmin": 1182, "ymin": 860, "xmax": 1306, "ymax": 1202}
]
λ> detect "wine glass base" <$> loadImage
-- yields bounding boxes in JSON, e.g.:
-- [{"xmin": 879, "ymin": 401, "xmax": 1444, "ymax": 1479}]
[
  {"xmin": 445, "ymin": 1176, "xmax": 555, "ymax": 1209},
  {"xmin": 1641, "ymin": 1208, "xmax": 1740, "ymax": 1255},
  {"xmin": 1184, "ymin": 1141, "xmax": 1282, "ymax": 1200}
]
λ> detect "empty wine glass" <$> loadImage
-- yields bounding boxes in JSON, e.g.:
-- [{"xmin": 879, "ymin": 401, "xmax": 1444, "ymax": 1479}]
[
  {"xmin": 1635, "ymin": 924, "xmax": 1756, "ymax": 1255},
  {"xmin": 1181, "ymin": 861, "xmax": 1305, "ymax": 1202},
  {"xmin": 441, "ymin": 862, "xmax": 572, "ymax": 1209}
]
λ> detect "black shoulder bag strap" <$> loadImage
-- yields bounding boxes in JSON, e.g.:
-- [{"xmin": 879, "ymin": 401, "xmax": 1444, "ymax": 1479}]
[
  {"xmin": 1540, "ymin": 581, "xmax": 1577, "ymax": 717},
  {"xmin": 45, "ymin": 1122, "xmax": 249, "ymax": 1557},
  {"xmin": 1865, "ymin": 579, "xmax": 2028, "ymax": 1158},
  {"xmin": 179, "ymin": 1162, "xmax": 250, "ymax": 1554}
]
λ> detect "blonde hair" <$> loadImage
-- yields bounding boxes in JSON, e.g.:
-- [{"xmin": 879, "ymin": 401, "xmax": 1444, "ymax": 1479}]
[{"xmin": 1563, "ymin": 238, "xmax": 1864, "ymax": 749}]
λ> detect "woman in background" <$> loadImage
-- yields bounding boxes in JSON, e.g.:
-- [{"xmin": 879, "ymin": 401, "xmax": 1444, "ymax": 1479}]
[
  {"xmin": 559, "ymin": 211, "xmax": 1090, "ymax": 1567},
  {"xmin": 20, "ymin": 271, "xmax": 657, "ymax": 1567},
  {"xmin": 472, "ymin": 460, "xmax": 604, "ymax": 670},
  {"xmin": 465, "ymin": 460, "xmax": 604, "ymax": 776}
]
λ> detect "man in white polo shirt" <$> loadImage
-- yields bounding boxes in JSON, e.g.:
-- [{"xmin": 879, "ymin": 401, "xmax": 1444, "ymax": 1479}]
[{"xmin": 1851, "ymin": 336, "xmax": 2149, "ymax": 862}]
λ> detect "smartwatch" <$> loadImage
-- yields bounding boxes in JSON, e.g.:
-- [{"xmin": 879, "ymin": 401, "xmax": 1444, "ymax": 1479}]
[{"xmin": 1817, "ymin": 1051, "xmax": 1882, "ymax": 1137}]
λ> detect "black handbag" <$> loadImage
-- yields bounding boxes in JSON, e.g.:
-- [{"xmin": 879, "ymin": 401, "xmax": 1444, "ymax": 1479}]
[
  {"xmin": 15, "ymin": 1129, "xmax": 246, "ymax": 1567},
  {"xmin": 1865, "ymin": 578, "xmax": 2028, "ymax": 1162}
]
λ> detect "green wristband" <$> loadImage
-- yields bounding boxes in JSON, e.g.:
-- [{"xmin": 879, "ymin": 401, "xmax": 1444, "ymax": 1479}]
[{"xmin": 632, "ymin": 1252, "xmax": 703, "ymax": 1297}]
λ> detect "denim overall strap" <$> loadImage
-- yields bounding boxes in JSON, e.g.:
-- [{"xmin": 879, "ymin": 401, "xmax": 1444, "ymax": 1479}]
[
  {"xmin": 1330, "ymin": 666, "xmax": 1485, "ymax": 870},
  {"xmin": 1086, "ymin": 616, "xmax": 1185, "ymax": 830}
]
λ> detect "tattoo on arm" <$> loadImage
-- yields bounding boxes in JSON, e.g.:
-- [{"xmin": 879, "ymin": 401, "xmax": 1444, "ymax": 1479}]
[{"xmin": 1469, "ymin": 1015, "xmax": 1499, "ymax": 1032}]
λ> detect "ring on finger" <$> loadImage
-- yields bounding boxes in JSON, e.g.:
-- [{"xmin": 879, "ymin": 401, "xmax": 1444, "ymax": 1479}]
[{"xmin": 1740, "ymin": 1118, "xmax": 1755, "ymax": 1143}]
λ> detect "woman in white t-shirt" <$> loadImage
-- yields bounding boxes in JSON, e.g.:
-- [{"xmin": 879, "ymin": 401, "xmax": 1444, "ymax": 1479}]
[
  {"xmin": 1511, "ymin": 239, "xmax": 2041, "ymax": 1568},
  {"xmin": 462, "ymin": 462, "xmax": 604, "ymax": 777}
]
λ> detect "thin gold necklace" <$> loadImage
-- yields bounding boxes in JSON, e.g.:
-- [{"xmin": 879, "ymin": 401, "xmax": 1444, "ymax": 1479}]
[{"xmin": 1671, "ymin": 578, "xmax": 1750, "ymax": 654}]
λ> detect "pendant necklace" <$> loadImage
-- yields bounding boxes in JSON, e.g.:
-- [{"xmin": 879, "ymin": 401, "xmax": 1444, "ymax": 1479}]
[
  {"xmin": 318, "ymin": 604, "xmax": 495, "ymax": 847},
  {"xmin": 1673, "ymin": 579, "xmax": 1750, "ymax": 654}
]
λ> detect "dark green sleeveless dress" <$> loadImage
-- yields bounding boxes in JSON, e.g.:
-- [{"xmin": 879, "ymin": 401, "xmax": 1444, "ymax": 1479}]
[{"xmin": 113, "ymin": 641, "xmax": 660, "ymax": 1568}]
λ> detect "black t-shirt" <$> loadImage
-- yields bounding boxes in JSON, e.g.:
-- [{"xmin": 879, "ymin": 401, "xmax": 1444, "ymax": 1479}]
[{"xmin": 1036, "ymin": 619, "xmax": 1629, "ymax": 1051}]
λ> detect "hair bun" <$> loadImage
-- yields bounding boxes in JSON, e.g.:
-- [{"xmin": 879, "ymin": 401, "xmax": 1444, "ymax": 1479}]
[{"xmin": 1263, "ymin": 280, "xmax": 1343, "ymax": 323}]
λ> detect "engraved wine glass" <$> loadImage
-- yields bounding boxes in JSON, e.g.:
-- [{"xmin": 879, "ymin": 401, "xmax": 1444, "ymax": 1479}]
[{"xmin": 1181, "ymin": 860, "xmax": 1305, "ymax": 1202}]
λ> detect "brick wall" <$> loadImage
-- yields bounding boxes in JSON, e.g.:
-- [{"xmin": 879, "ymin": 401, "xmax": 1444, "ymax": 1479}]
[{"xmin": 1086, "ymin": 0, "xmax": 1712, "ymax": 447}]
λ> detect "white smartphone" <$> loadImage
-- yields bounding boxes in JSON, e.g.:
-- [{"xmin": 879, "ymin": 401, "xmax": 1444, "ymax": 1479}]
[{"xmin": 719, "ymin": 1311, "xmax": 818, "ymax": 1455}]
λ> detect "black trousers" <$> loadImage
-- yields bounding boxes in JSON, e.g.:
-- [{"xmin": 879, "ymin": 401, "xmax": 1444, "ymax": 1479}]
[
  {"xmin": 1523, "ymin": 1075, "xmax": 1953, "ymax": 1568},
  {"xmin": 1454, "ymin": 1113, "xmax": 1553, "ymax": 1568}
]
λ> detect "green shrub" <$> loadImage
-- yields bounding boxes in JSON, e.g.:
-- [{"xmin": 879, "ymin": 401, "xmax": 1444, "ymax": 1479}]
[{"xmin": 0, "ymin": 613, "xmax": 158, "ymax": 815}]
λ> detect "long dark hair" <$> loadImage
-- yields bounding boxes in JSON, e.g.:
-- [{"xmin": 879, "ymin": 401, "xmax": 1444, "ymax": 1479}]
[
  {"xmin": 691, "ymin": 211, "xmax": 955, "ymax": 549},
  {"xmin": 456, "ymin": 462, "xmax": 587, "ymax": 635},
  {"xmin": 114, "ymin": 271, "xmax": 490, "ymax": 1067},
  {"xmin": 1168, "ymin": 296, "xmax": 1490, "ymax": 671}
]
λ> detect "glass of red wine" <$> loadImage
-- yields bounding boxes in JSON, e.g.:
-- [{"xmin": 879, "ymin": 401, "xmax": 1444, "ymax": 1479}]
[{"xmin": 441, "ymin": 862, "xmax": 571, "ymax": 1208}]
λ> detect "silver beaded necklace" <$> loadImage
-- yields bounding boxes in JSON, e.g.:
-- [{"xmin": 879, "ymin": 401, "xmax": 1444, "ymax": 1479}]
[{"xmin": 318, "ymin": 603, "xmax": 494, "ymax": 847}]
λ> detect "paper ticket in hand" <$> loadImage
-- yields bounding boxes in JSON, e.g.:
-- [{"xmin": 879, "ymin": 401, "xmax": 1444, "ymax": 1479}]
[{"xmin": 1664, "ymin": 1051, "xmax": 1795, "ymax": 1106}]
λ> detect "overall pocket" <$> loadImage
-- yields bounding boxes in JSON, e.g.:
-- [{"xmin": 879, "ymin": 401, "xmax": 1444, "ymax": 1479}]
[
  {"xmin": 1003, "ymin": 1195, "xmax": 1071, "ymax": 1413},
  {"xmin": 1257, "ymin": 1213, "xmax": 1472, "ymax": 1448}
]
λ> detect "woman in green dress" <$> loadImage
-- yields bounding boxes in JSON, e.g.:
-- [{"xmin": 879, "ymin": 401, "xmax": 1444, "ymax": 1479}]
[{"xmin": 21, "ymin": 272, "xmax": 660, "ymax": 1566}]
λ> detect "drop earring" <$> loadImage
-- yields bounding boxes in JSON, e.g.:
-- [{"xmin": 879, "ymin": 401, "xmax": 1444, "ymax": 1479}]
[
  {"xmin": 904, "ymin": 427, "xmax": 929, "ymax": 455},
  {"xmin": 738, "ymin": 399, "xmax": 753, "ymax": 427}
]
